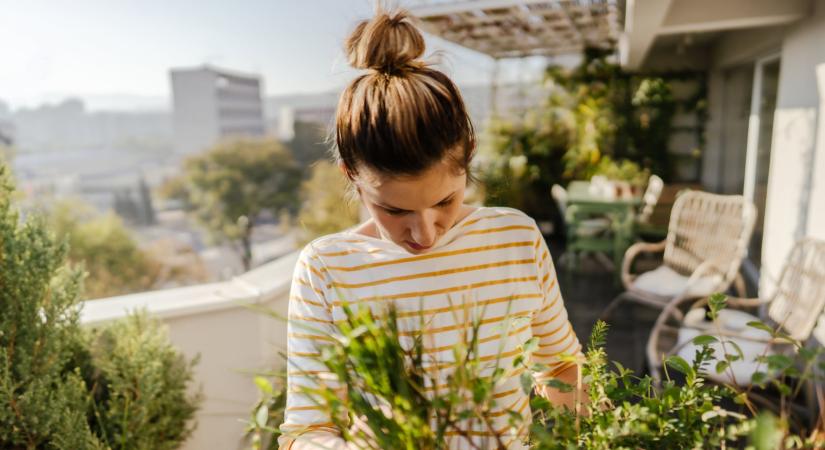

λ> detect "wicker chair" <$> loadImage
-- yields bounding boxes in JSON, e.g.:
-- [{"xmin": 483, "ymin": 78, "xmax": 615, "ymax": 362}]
[
  {"xmin": 646, "ymin": 238, "xmax": 825, "ymax": 387},
  {"xmin": 600, "ymin": 190, "xmax": 757, "ymax": 320}
]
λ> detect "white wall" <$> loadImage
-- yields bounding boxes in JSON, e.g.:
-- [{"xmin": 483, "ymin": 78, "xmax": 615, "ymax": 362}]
[
  {"xmin": 81, "ymin": 252, "xmax": 299, "ymax": 450},
  {"xmin": 761, "ymin": 3, "xmax": 825, "ymax": 342}
]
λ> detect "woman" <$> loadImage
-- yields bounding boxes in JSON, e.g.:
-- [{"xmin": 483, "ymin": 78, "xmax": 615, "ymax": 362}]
[{"xmin": 280, "ymin": 9, "xmax": 583, "ymax": 449}]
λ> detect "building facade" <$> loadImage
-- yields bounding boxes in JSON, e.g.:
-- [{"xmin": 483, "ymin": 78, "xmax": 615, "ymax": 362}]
[
  {"xmin": 622, "ymin": 0, "xmax": 825, "ymax": 340},
  {"xmin": 170, "ymin": 65, "xmax": 265, "ymax": 155}
]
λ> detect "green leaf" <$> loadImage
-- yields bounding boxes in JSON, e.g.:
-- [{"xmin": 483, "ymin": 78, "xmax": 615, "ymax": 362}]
[
  {"xmin": 715, "ymin": 361, "xmax": 730, "ymax": 374},
  {"xmin": 254, "ymin": 376, "xmax": 273, "ymax": 395},
  {"xmin": 750, "ymin": 412, "xmax": 782, "ymax": 450},
  {"xmin": 765, "ymin": 354, "xmax": 793, "ymax": 371},
  {"xmin": 751, "ymin": 371, "xmax": 768, "ymax": 385},
  {"xmin": 523, "ymin": 337, "xmax": 540, "ymax": 353},
  {"xmin": 520, "ymin": 371, "xmax": 534, "ymax": 395},
  {"xmin": 544, "ymin": 378, "xmax": 573, "ymax": 393},
  {"xmin": 665, "ymin": 355, "xmax": 694, "ymax": 376},
  {"xmin": 692, "ymin": 335, "xmax": 718, "ymax": 346},
  {"xmin": 707, "ymin": 293, "xmax": 727, "ymax": 318},
  {"xmin": 255, "ymin": 404, "xmax": 269, "ymax": 428},
  {"xmin": 746, "ymin": 321, "xmax": 774, "ymax": 334}
]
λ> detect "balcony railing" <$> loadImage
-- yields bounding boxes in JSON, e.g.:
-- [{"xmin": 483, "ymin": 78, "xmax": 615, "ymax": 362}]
[{"xmin": 81, "ymin": 251, "xmax": 300, "ymax": 450}]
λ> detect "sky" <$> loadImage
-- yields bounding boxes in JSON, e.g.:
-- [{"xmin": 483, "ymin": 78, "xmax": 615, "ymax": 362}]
[{"xmin": 0, "ymin": 0, "xmax": 558, "ymax": 111}]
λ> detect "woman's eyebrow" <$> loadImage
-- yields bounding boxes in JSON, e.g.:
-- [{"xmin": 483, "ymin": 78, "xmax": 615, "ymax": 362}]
[{"xmin": 378, "ymin": 192, "xmax": 456, "ymax": 212}]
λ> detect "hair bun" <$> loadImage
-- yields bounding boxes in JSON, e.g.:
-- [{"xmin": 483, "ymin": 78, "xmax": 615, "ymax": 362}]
[{"xmin": 345, "ymin": 10, "xmax": 425, "ymax": 73}]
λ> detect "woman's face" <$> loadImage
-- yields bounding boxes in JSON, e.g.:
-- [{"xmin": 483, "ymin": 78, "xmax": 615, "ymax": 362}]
[{"xmin": 352, "ymin": 159, "xmax": 468, "ymax": 254}]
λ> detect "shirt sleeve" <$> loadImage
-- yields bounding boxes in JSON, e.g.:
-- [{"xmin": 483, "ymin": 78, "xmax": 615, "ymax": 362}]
[
  {"xmin": 278, "ymin": 245, "xmax": 349, "ymax": 449},
  {"xmin": 529, "ymin": 230, "xmax": 583, "ymax": 378}
]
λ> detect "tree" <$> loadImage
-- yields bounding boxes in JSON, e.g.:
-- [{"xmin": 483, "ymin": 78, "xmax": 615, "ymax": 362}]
[
  {"xmin": 296, "ymin": 160, "xmax": 360, "ymax": 246},
  {"xmin": 48, "ymin": 199, "xmax": 206, "ymax": 300},
  {"xmin": 161, "ymin": 138, "xmax": 302, "ymax": 271},
  {"xmin": 0, "ymin": 166, "xmax": 103, "ymax": 448},
  {"xmin": 0, "ymin": 164, "xmax": 201, "ymax": 449}
]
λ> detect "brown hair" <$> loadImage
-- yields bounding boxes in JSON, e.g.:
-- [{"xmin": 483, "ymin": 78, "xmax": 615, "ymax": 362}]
[{"xmin": 335, "ymin": 9, "xmax": 475, "ymax": 179}]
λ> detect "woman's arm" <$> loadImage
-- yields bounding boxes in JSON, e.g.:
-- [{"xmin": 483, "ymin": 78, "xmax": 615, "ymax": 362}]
[
  {"xmin": 535, "ymin": 364, "xmax": 588, "ymax": 413},
  {"xmin": 279, "ymin": 247, "xmax": 349, "ymax": 449}
]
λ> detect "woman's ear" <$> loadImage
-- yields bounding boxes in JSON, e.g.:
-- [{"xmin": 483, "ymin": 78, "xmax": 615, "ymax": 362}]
[{"xmin": 338, "ymin": 161, "xmax": 355, "ymax": 181}]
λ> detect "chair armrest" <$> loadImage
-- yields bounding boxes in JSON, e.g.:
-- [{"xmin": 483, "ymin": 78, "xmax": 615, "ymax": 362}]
[{"xmin": 621, "ymin": 240, "xmax": 666, "ymax": 289}]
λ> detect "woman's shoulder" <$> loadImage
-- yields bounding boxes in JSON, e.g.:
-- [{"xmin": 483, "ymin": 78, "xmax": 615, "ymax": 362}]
[
  {"xmin": 297, "ymin": 228, "xmax": 381, "ymax": 262},
  {"xmin": 466, "ymin": 205, "xmax": 539, "ymax": 229}
]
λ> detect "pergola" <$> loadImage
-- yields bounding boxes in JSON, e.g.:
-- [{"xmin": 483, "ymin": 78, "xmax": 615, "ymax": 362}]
[{"xmin": 409, "ymin": 0, "xmax": 623, "ymax": 60}]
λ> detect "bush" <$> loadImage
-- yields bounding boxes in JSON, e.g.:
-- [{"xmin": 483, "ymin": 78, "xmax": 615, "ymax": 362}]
[
  {"xmin": 85, "ymin": 312, "xmax": 201, "ymax": 450},
  {"xmin": 0, "ymin": 165, "xmax": 200, "ymax": 449},
  {"xmin": 253, "ymin": 294, "xmax": 824, "ymax": 449}
]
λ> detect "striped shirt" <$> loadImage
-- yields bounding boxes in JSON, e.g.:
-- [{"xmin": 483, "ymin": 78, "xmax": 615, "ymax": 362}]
[{"xmin": 279, "ymin": 206, "xmax": 582, "ymax": 449}]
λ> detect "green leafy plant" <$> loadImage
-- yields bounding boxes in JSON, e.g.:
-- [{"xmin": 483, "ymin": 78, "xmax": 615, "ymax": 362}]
[
  {"xmin": 84, "ymin": 312, "xmax": 202, "ymax": 450},
  {"xmin": 254, "ymin": 292, "xmax": 824, "ymax": 449},
  {"xmin": 0, "ymin": 164, "xmax": 201, "ymax": 449},
  {"xmin": 479, "ymin": 47, "xmax": 706, "ymax": 226}
]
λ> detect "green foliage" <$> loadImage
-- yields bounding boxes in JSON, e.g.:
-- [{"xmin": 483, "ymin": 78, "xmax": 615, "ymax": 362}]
[
  {"xmin": 46, "ymin": 199, "xmax": 206, "ymax": 300},
  {"xmin": 0, "ymin": 165, "xmax": 102, "ymax": 448},
  {"xmin": 257, "ymin": 292, "xmax": 825, "ymax": 449},
  {"xmin": 479, "ymin": 47, "xmax": 705, "ymax": 222},
  {"xmin": 295, "ymin": 160, "xmax": 360, "ymax": 246},
  {"xmin": 161, "ymin": 138, "xmax": 302, "ymax": 270},
  {"xmin": 85, "ymin": 312, "xmax": 201, "ymax": 450},
  {"xmin": 244, "ymin": 373, "xmax": 287, "ymax": 450},
  {"xmin": 0, "ymin": 165, "xmax": 200, "ymax": 449}
]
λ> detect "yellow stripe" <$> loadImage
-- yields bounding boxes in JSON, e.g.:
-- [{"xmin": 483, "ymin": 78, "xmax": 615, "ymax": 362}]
[
  {"xmin": 534, "ymin": 320, "xmax": 567, "ymax": 339},
  {"xmin": 533, "ymin": 304, "xmax": 562, "ymax": 329},
  {"xmin": 296, "ymin": 278, "xmax": 325, "ymax": 297},
  {"xmin": 400, "ymin": 313, "xmax": 531, "ymax": 337},
  {"xmin": 543, "ymin": 324, "xmax": 573, "ymax": 347},
  {"xmin": 426, "ymin": 367, "xmax": 526, "ymax": 392},
  {"xmin": 289, "ymin": 314, "xmax": 334, "ymax": 325},
  {"xmin": 300, "ymin": 261, "xmax": 328, "ymax": 278},
  {"xmin": 491, "ymin": 395, "xmax": 529, "ymax": 417},
  {"xmin": 331, "ymin": 276, "xmax": 537, "ymax": 307},
  {"xmin": 288, "ymin": 333, "xmax": 335, "ymax": 343},
  {"xmin": 422, "ymin": 347, "xmax": 523, "ymax": 371},
  {"xmin": 494, "ymin": 387, "xmax": 519, "ymax": 399},
  {"xmin": 289, "ymin": 351, "xmax": 322, "ymax": 358},
  {"xmin": 538, "ymin": 290, "xmax": 561, "ymax": 314},
  {"xmin": 286, "ymin": 405, "xmax": 324, "ymax": 412},
  {"xmin": 290, "ymin": 295, "xmax": 329, "ymax": 310},
  {"xmin": 535, "ymin": 338, "xmax": 580, "ymax": 360},
  {"xmin": 459, "ymin": 212, "xmax": 522, "ymax": 228},
  {"xmin": 463, "ymin": 225, "xmax": 535, "ymax": 236},
  {"xmin": 397, "ymin": 293, "xmax": 541, "ymax": 319},
  {"xmin": 325, "ymin": 241, "xmax": 535, "ymax": 272},
  {"xmin": 316, "ymin": 247, "xmax": 383, "ymax": 257},
  {"xmin": 288, "ymin": 370, "xmax": 334, "ymax": 377},
  {"xmin": 330, "ymin": 259, "xmax": 535, "ymax": 289},
  {"xmin": 423, "ymin": 323, "xmax": 531, "ymax": 354}
]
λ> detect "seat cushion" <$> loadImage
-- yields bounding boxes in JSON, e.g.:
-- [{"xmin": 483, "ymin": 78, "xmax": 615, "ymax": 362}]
[
  {"xmin": 632, "ymin": 265, "xmax": 722, "ymax": 298},
  {"xmin": 676, "ymin": 309, "xmax": 773, "ymax": 385}
]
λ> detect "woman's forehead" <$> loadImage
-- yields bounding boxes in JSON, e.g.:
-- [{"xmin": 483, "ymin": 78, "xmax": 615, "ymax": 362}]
[{"xmin": 358, "ymin": 163, "xmax": 465, "ymax": 208}]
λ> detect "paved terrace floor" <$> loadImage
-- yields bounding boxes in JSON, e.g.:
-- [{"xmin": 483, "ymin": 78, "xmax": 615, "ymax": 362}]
[{"xmin": 547, "ymin": 237, "xmax": 662, "ymax": 375}]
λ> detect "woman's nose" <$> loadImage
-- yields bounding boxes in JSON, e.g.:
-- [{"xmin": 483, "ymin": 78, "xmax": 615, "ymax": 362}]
[{"xmin": 410, "ymin": 211, "xmax": 437, "ymax": 247}]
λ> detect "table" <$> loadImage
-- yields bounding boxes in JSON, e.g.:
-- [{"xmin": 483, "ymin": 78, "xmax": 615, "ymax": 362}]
[{"xmin": 563, "ymin": 181, "xmax": 641, "ymax": 280}]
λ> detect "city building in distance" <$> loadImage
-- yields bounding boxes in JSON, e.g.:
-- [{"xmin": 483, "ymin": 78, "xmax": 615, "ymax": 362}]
[{"xmin": 170, "ymin": 65, "xmax": 265, "ymax": 155}]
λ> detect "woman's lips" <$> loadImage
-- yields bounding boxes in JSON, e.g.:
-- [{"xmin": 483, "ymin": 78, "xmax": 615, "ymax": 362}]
[{"xmin": 405, "ymin": 241, "xmax": 431, "ymax": 251}]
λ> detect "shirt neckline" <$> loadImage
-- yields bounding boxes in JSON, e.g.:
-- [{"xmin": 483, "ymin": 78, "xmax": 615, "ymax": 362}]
[{"xmin": 342, "ymin": 206, "xmax": 486, "ymax": 253}]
